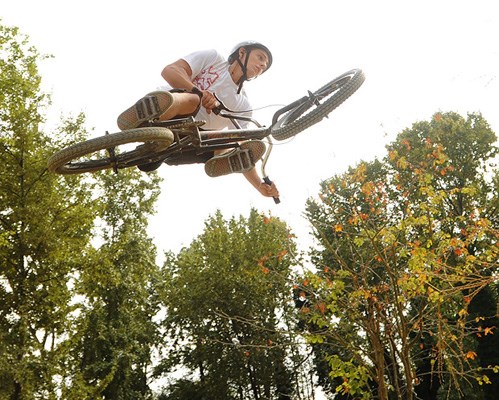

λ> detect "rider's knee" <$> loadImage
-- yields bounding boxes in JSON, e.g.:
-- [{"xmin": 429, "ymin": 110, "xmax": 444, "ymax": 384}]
[
  {"xmin": 185, "ymin": 93, "xmax": 202, "ymax": 112},
  {"xmin": 172, "ymin": 92, "xmax": 201, "ymax": 116}
]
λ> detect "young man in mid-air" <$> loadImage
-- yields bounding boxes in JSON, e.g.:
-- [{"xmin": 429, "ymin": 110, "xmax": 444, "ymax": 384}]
[{"xmin": 117, "ymin": 41, "xmax": 279, "ymax": 200}]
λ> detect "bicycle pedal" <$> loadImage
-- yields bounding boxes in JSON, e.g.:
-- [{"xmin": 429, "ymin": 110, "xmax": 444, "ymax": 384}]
[
  {"xmin": 228, "ymin": 149, "xmax": 253, "ymax": 173},
  {"xmin": 135, "ymin": 96, "xmax": 161, "ymax": 120}
]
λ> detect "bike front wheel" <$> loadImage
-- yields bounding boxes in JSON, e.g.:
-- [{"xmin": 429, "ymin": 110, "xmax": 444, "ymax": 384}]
[
  {"xmin": 48, "ymin": 127, "xmax": 174, "ymax": 175},
  {"xmin": 270, "ymin": 69, "xmax": 365, "ymax": 141}
]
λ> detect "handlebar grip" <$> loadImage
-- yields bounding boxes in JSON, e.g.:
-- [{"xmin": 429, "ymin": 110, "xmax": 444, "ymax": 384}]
[{"xmin": 263, "ymin": 177, "xmax": 280, "ymax": 204}]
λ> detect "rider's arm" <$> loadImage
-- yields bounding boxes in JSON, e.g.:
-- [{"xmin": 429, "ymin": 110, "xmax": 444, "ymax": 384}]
[
  {"xmin": 161, "ymin": 59, "xmax": 218, "ymax": 112},
  {"xmin": 243, "ymin": 168, "xmax": 279, "ymax": 198},
  {"xmin": 161, "ymin": 59, "xmax": 194, "ymax": 90}
]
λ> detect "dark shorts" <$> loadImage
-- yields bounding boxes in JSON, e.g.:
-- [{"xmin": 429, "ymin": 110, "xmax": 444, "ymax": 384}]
[
  {"xmin": 165, "ymin": 150, "xmax": 214, "ymax": 166},
  {"xmin": 162, "ymin": 88, "xmax": 207, "ymax": 165}
]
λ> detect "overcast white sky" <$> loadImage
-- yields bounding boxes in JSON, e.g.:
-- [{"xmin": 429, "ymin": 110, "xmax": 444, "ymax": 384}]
[{"xmin": 3, "ymin": 0, "xmax": 499, "ymax": 258}]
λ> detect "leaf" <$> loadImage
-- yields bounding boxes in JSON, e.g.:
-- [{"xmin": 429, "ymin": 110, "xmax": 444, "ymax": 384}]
[{"xmin": 484, "ymin": 327, "xmax": 494, "ymax": 336}]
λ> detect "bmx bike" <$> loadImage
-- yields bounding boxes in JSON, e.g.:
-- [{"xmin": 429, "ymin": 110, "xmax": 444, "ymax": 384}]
[{"xmin": 47, "ymin": 69, "xmax": 365, "ymax": 203}]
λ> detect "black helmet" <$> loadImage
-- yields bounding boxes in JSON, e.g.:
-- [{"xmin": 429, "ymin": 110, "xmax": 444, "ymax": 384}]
[{"xmin": 228, "ymin": 41, "xmax": 273, "ymax": 71}]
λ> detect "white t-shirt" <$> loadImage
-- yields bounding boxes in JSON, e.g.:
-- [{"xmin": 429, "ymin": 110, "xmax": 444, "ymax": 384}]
[{"xmin": 158, "ymin": 49, "xmax": 252, "ymax": 129}]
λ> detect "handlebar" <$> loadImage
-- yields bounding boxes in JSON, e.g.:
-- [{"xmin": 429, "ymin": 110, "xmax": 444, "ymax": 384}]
[
  {"xmin": 263, "ymin": 177, "xmax": 280, "ymax": 204},
  {"xmin": 211, "ymin": 94, "xmax": 233, "ymax": 115}
]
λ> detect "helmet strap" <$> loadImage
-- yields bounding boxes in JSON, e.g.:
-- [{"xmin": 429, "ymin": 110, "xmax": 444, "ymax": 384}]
[{"xmin": 235, "ymin": 48, "xmax": 252, "ymax": 94}]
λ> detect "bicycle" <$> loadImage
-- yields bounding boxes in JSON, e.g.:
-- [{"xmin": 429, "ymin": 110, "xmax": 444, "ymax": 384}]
[{"xmin": 47, "ymin": 69, "xmax": 365, "ymax": 203}]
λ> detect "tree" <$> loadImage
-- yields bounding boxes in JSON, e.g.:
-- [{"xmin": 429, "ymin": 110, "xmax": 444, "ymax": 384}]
[
  {"xmin": 303, "ymin": 112, "xmax": 498, "ymax": 399},
  {"xmin": 156, "ymin": 209, "xmax": 306, "ymax": 399},
  {"xmin": 1, "ymin": 22, "xmax": 165, "ymax": 399},
  {"xmin": 0, "ymin": 23, "xmax": 97, "ymax": 399},
  {"xmin": 386, "ymin": 111, "xmax": 499, "ymax": 399},
  {"xmin": 60, "ymin": 168, "xmax": 163, "ymax": 399}
]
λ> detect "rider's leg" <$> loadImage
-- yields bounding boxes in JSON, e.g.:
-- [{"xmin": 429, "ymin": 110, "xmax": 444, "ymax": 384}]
[
  {"xmin": 139, "ymin": 140, "xmax": 266, "ymax": 175},
  {"xmin": 117, "ymin": 91, "xmax": 201, "ymax": 130},
  {"xmin": 159, "ymin": 92, "xmax": 200, "ymax": 121}
]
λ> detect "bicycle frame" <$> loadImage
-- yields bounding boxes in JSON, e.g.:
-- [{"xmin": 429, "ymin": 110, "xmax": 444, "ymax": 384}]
[
  {"xmin": 136, "ymin": 109, "xmax": 279, "ymax": 202},
  {"xmin": 143, "ymin": 110, "xmax": 275, "ymax": 183}
]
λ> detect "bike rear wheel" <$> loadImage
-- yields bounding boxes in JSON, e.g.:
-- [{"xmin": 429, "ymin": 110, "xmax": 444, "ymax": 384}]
[
  {"xmin": 48, "ymin": 127, "xmax": 174, "ymax": 174},
  {"xmin": 270, "ymin": 69, "xmax": 365, "ymax": 141}
]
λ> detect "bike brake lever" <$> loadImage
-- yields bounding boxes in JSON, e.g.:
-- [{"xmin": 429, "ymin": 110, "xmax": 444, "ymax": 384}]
[
  {"xmin": 212, "ymin": 103, "xmax": 222, "ymax": 115},
  {"xmin": 212, "ymin": 93, "xmax": 225, "ymax": 115},
  {"xmin": 213, "ymin": 93, "xmax": 244, "ymax": 115}
]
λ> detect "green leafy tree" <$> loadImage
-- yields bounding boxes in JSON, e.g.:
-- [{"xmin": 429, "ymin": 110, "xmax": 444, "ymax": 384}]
[
  {"xmin": 0, "ymin": 23, "xmax": 97, "ymax": 399},
  {"xmin": 303, "ymin": 112, "xmax": 498, "ymax": 399},
  {"xmin": 386, "ymin": 111, "xmax": 499, "ymax": 399},
  {"xmin": 157, "ymin": 209, "xmax": 304, "ymax": 399},
  {"xmin": 61, "ymin": 168, "xmax": 163, "ymax": 399}
]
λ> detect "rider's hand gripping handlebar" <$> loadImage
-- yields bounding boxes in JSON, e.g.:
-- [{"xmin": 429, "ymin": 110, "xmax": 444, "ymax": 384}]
[{"xmin": 263, "ymin": 176, "xmax": 280, "ymax": 204}]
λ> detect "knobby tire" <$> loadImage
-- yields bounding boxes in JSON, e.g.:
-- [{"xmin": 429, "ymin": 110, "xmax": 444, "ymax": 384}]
[
  {"xmin": 270, "ymin": 69, "xmax": 365, "ymax": 141},
  {"xmin": 47, "ymin": 127, "xmax": 174, "ymax": 174}
]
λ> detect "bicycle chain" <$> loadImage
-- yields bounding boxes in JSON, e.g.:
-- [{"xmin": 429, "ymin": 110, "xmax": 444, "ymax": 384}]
[{"xmin": 164, "ymin": 120, "xmax": 206, "ymax": 131}]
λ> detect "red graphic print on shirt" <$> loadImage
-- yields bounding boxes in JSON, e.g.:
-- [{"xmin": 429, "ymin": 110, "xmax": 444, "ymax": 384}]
[{"xmin": 192, "ymin": 66, "xmax": 220, "ymax": 90}]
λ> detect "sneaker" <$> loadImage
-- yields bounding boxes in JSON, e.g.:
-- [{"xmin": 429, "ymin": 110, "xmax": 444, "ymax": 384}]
[
  {"xmin": 117, "ymin": 91, "xmax": 174, "ymax": 130},
  {"xmin": 204, "ymin": 140, "xmax": 266, "ymax": 177}
]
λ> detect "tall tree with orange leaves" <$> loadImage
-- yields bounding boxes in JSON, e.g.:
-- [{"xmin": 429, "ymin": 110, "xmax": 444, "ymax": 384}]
[{"xmin": 303, "ymin": 112, "xmax": 498, "ymax": 399}]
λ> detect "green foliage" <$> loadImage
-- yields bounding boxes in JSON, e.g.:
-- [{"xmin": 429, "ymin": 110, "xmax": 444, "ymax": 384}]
[
  {"xmin": 1, "ymin": 21, "xmax": 164, "ymax": 399},
  {"xmin": 157, "ymin": 209, "xmax": 301, "ymax": 399},
  {"xmin": 157, "ymin": 379, "xmax": 207, "ymax": 400},
  {"xmin": 0, "ymin": 22, "xmax": 97, "ymax": 399},
  {"xmin": 60, "ymin": 168, "xmax": 162, "ymax": 399},
  {"xmin": 304, "ymin": 112, "xmax": 499, "ymax": 399}
]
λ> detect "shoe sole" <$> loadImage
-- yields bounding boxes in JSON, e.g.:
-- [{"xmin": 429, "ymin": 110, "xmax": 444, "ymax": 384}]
[
  {"xmin": 204, "ymin": 141, "xmax": 266, "ymax": 177},
  {"xmin": 117, "ymin": 91, "xmax": 174, "ymax": 130}
]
